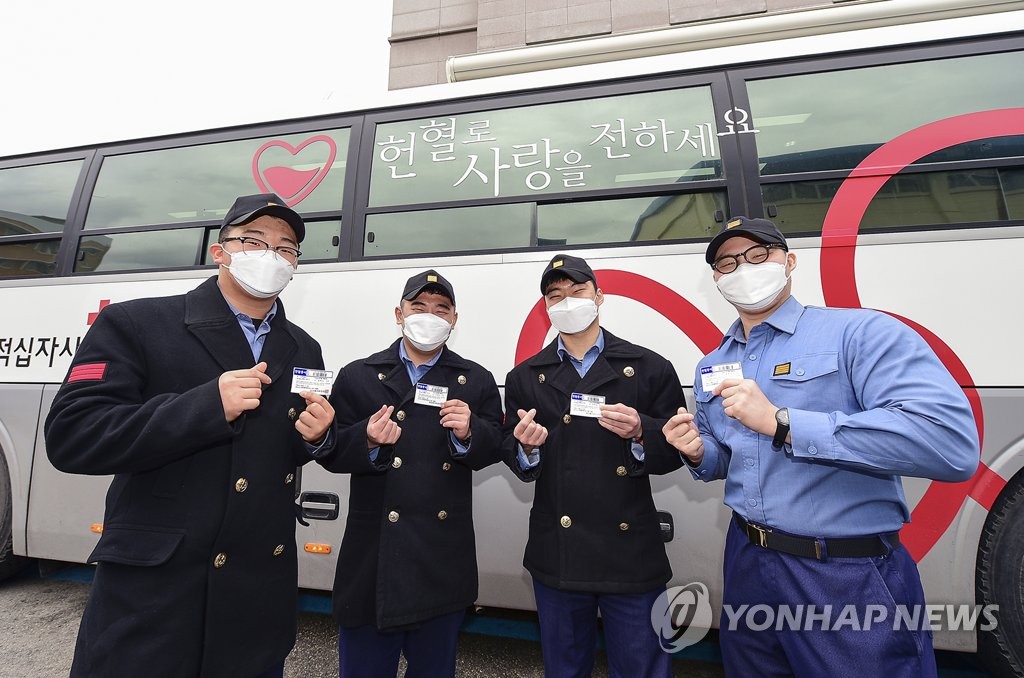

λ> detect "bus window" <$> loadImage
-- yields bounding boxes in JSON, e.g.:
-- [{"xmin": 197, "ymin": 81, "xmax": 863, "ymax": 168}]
[
  {"xmin": 0, "ymin": 160, "xmax": 83, "ymax": 278},
  {"xmin": 364, "ymin": 204, "xmax": 532, "ymax": 257},
  {"xmin": 85, "ymin": 129, "xmax": 350, "ymax": 230},
  {"xmin": 368, "ymin": 87, "xmax": 721, "ymax": 208},
  {"xmin": 537, "ymin": 191, "xmax": 726, "ymax": 245},
  {"xmin": 764, "ymin": 161, "xmax": 1024, "ymax": 233},
  {"xmin": 748, "ymin": 51, "xmax": 1024, "ymax": 176},
  {"xmin": 75, "ymin": 229, "xmax": 205, "ymax": 273}
]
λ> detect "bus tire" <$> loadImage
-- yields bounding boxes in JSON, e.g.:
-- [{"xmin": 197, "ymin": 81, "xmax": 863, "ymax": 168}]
[
  {"xmin": 0, "ymin": 451, "xmax": 26, "ymax": 580},
  {"xmin": 977, "ymin": 472, "xmax": 1024, "ymax": 678}
]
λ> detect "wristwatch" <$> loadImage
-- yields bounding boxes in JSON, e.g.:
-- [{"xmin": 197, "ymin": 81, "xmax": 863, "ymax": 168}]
[{"xmin": 772, "ymin": 407, "xmax": 790, "ymax": 450}]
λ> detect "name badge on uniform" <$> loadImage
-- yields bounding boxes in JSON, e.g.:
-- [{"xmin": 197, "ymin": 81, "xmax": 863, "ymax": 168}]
[
  {"xmin": 414, "ymin": 383, "xmax": 449, "ymax": 407},
  {"xmin": 291, "ymin": 367, "xmax": 333, "ymax": 396},
  {"xmin": 699, "ymin": 362, "xmax": 743, "ymax": 392},
  {"xmin": 570, "ymin": 392, "xmax": 606, "ymax": 418}
]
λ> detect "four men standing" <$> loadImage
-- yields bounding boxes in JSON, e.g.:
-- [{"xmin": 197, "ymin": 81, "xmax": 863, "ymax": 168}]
[{"xmin": 45, "ymin": 204, "xmax": 978, "ymax": 676}]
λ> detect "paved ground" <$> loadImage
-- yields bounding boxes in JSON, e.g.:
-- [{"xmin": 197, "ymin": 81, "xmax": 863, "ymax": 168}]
[
  {"xmin": 0, "ymin": 563, "xmax": 994, "ymax": 677},
  {"xmin": 0, "ymin": 564, "xmax": 722, "ymax": 677}
]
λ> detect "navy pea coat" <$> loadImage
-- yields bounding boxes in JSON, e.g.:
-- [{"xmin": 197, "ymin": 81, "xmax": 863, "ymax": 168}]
[
  {"xmin": 318, "ymin": 340, "xmax": 503, "ymax": 630},
  {"xmin": 503, "ymin": 329, "xmax": 686, "ymax": 593},
  {"xmin": 43, "ymin": 276, "xmax": 326, "ymax": 678}
]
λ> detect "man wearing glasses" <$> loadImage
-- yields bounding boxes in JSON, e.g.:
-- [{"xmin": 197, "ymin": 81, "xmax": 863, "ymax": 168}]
[
  {"xmin": 662, "ymin": 216, "xmax": 979, "ymax": 677},
  {"xmin": 45, "ymin": 193, "xmax": 335, "ymax": 678}
]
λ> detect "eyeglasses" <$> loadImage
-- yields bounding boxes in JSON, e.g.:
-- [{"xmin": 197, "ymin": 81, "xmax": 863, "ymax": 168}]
[
  {"xmin": 220, "ymin": 236, "xmax": 301, "ymax": 263},
  {"xmin": 712, "ymin": 243, "xmax": 785, "ymax": 274}
]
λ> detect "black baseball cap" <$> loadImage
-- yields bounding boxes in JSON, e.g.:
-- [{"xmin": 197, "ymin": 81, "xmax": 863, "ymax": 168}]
[
  {"xmin": 705, "ymin": 216, "xmax": 788, "ymax": 264},
  {"xmin": 540, "ymin": 254, "xmax": 597, "ymax": 293},
  {"xmin": 221, "ymin": 193, "xmax": 305, "ymax": 243},
  {"xmin": 402, "ymin": 269, "xmax": 456, "ymax": 305}
]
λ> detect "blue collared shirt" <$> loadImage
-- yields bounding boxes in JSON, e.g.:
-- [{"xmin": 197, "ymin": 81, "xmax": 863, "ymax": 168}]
[
  {"xmin": 690, "ymin": 296, "xmax": 979, "ymax": 537},
  {"xmin": 226, "ymin": 299, "xmax": 277, "ymax": 361},
  {"xmin": 369, "ymin": 340, "xmax": 468, "ymax": 461},
  {"xmin": 519, "ymin": 329, "xmax": 644, "ymax": 468}
]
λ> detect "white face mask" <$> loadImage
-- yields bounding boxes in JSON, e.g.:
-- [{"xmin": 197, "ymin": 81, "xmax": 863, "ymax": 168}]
[
  {"xmin": 223, "ymin": 250, "xmax": 295, "ymax": 299},
  {"xmin": 715, "ymin": 262, "xmax": 789, "ymax": 312},
  {"xmin": 547, "ymin": 296, "xmax": 599, "ymax": 334},
  {"xmin": 401, "ymin": 312, "xmax": 452, "ymax": 352}
]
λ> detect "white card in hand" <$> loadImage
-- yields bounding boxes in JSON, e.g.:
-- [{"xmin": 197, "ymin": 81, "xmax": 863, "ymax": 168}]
[
  {"xmin": 570, "ymin": 392, "xmax": 606, "ymax": 418},
  {"xmin": 291, "ymin": 367, "xmax": 334, "ymax": 396},
  {"xmin": 699, "ymin": 362, "xmax": 743, "ymax": 392},
  {"xmin": 414, "ymin": 383, "xmax": 449, "ymax": 407}
]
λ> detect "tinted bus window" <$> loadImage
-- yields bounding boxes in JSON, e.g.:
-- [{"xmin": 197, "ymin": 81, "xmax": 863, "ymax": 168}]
[
  {"xmin": 749, "ymin": 51, "xmax": 1024, "ymax": 175},
  {"xmin": 368, "ymin": 87, "xmax": 721, "ymax": 207},
  {"xmin": 0, "ymin": 160, "xmax": 83, "ymax": 278},
  {"xmin": 365, "ymin": 204, "xmax": 532, "ymax": 257},
  {"xmin": 86, "ymin": 129, "xmax": 350, "ymax": 229},
  {"xmin": 0, "ymin": 161, "xmax": 83, "ymax": 237}
]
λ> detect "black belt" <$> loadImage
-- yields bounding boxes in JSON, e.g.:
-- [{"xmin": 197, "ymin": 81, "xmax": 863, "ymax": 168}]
[{"xmin": 734, "ymin": 514, "xmax": 898, "ymax": 560}]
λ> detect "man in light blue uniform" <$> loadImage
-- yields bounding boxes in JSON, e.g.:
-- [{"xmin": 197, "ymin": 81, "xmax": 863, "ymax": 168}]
[{"xmin": 663, "ymin": 216, "xmax": 979, "ymax": 677}]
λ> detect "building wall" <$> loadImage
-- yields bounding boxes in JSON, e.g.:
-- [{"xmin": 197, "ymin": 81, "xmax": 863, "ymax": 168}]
[{"xmin": 388, "ymin": 0, "xmax": 861, "ymax": 88}]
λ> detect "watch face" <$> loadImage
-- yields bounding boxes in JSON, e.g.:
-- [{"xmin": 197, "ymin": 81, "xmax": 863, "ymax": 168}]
[{"xmin": 776, "ymin": 408, "xmax": 790, "ymax": 426}]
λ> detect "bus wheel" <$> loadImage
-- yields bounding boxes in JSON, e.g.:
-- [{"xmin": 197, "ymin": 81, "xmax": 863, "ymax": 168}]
[
  {"xmin": 0, "ymin": 452, "xmax": 27, "ymax": 580},
  {"xmin": 977, "ymin": 472, "xmax": 1024, "ymax": 677}
]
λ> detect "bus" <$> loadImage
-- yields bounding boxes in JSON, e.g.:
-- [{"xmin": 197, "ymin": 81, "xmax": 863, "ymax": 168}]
[{"xmin": 1, "ymin": 8, "xmax": 1022, "ymax": 675}]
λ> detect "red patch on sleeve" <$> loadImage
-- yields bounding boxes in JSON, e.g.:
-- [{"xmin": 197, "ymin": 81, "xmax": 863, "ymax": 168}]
[{"xmin": 68, "ymin": 362, "xmax": 108, "ymax": 383}]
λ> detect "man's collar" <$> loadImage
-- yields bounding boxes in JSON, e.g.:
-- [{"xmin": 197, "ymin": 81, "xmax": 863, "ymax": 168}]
[
  {"xmin": 725, "ymin": 295, "xmax": 804, "ymax": 342},
  {"xmin": 398, "ymin": 338, "xmax": 443, "ymax": 368},
  {"xmin": 556, "ymin": 328, "xmax": 605, "ymax": 362},
  {"xmin": 224, "ymin": 296, "xmax": 278, "ymax": 325}
]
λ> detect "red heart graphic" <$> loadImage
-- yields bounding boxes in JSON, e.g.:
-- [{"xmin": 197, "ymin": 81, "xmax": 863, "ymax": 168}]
[{"xmin": 251, "ymin": 135, "xmax": 338, "ymax": 207}]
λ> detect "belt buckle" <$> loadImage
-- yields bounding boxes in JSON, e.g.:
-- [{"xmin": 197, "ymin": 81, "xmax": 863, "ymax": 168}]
[{"xmin": 750, "ymin": 522, "xmax": 771, "ymax": 548}]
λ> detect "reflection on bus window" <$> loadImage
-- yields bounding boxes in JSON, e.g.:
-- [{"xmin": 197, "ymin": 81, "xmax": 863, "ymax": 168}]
[
  {"xmin": 0, "ymin": 161, "xmax": 83, "ymax": 236},
  {"xmin": 364, "ymin": 204, "xmax": 531, "ymax": 257},
  {"xmin": 76, "ymin": 229, "xmax": 204, "ymax": 273},
  {"xmin": 537, "ymin": 192, "xmax": 725, "ymax": 245},
  {"xmin": 0, "ymin": 239, "xmax": 59, "ymax": 277},
  {"xmin": 749, "ymin": 51, "xmax": 1024, "ymax": 175},
  {"xmin": 86, "ymin": 129, "xmax": 350, "ymax": 230},
  {"xmin": 369, "ymin": 88, "xmax": 721, "ymax": 207},
  {"xmin": 764, "ymin": 167, "xmax": 1024, "ymax": 233}
]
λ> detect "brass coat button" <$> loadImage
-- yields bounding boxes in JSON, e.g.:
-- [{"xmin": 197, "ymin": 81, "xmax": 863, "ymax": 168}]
[
  {"xmin": 457, "ymin": 375, "xmax": 467, "ymax": 385},
  {"xmin": 273, "ymin": 544, "xmax": 285, "ymax": 556},
  {"xmin": 378, "ymin": 372, "xmax": 386, "ymax": 381},
  {"xmin": 538, "ymin": 373, "xmax": 545, "ymax": 384},
  {"xmin": 437, "ymin": 510, "xmax": 448, "ymax": 520},
  {"xmin": 287, "ymin": 407, "xmax": 297, "ymax": 420},
  {"xmin": 442, "ymin": 462, "xmax": 452, "ymax": 471},
  {"xmin": 388, "ymin": 511, "xmax": 400, "ymax": 523},
  {"xmin": 234, "ymin": 478, "xmax": 248, "ymax": 493},
  {"xmin": 392, "ymin": 457, "xmax": 402, "ymax": 469},
  {"xmin": 284, "ymin": 473, "xmax": 294, "ymax": 485},
  {"xmin": 619, "ymin": 522, "xmax": 630, "ymax": 531},
  {"xmin": 560, "ymin": 516, "xmax": 572, "ymax": 528},
  {"xmin": 562, "ymin": 414, "xmax": 571, "ymax": 424},
  {"xmin": 615, "ymin": 466, "xmax": 627, "ymax": 477},
  {"xmin": 396, "ymin": 410, "xmax": 406, "ymax": 421},
  {"xmin": 623, "ymin": 366, "xmax": 635, "ymax": 377},
  {"xmin": 213, "ymin": 553, "xmax": 227, "ymax": 568}
]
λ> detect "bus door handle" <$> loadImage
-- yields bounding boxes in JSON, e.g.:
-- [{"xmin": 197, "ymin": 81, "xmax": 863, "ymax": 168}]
[
  {"xmin": 299, "ymin": 492, "xmax": 340, "ymax": 521},
  {"xmin": 658, "ymin": 510, "xmax": 674, "ymax": 542}
]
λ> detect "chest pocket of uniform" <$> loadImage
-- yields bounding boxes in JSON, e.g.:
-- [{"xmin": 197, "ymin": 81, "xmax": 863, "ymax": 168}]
[{"xmin": 770, "ymin": 352, "xmax": 840, "ymax": 397}]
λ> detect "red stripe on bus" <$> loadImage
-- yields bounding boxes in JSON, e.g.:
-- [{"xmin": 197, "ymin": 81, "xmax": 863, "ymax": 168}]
[
  {"xmin": 968, "ymin": 464, "xmax": 1008, "ymax": 512},
  {"xmin": 68, "ymin": 363, "xmax": 108, "ymax": 382}
]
